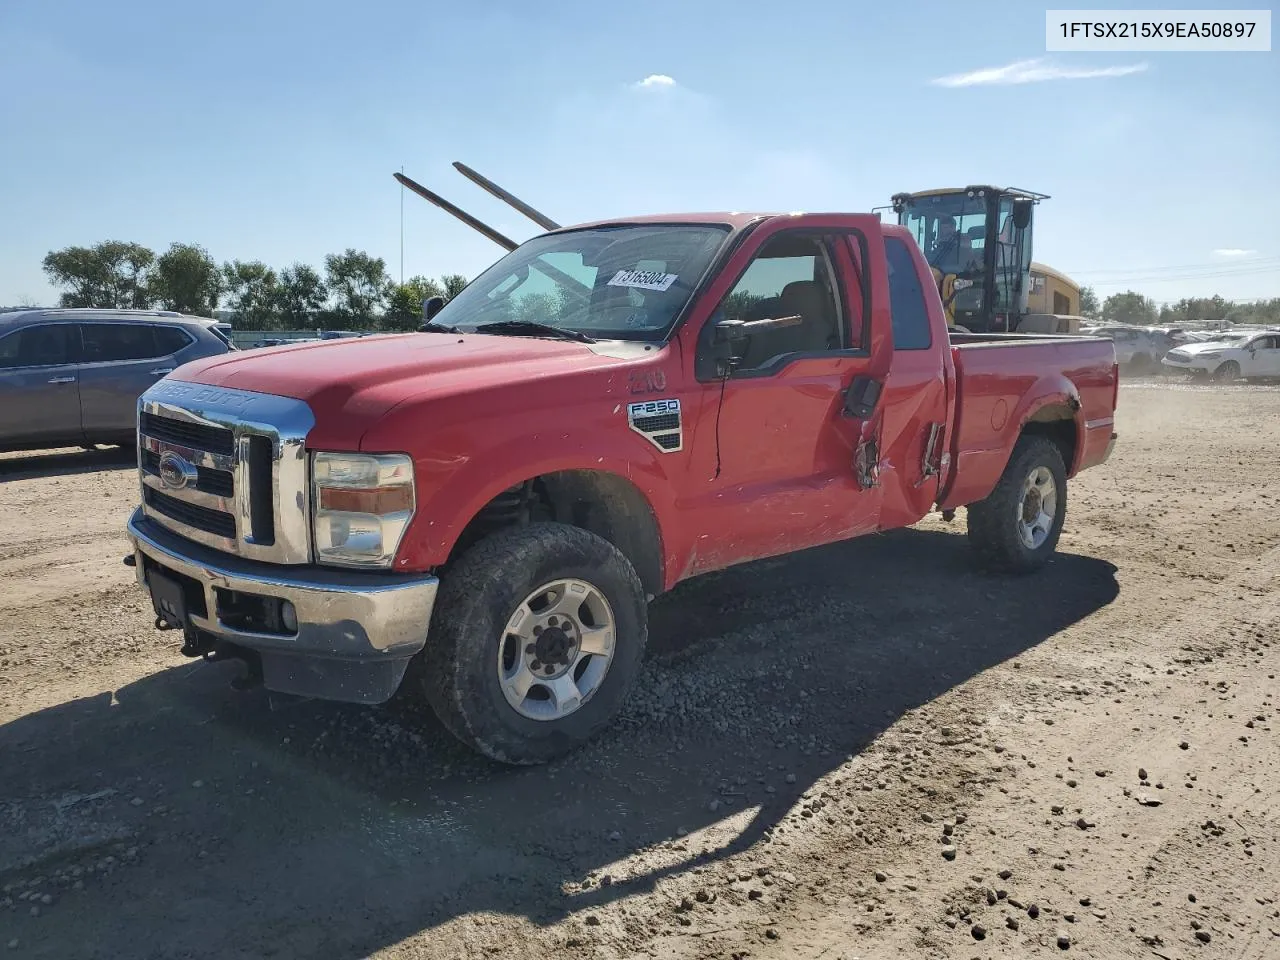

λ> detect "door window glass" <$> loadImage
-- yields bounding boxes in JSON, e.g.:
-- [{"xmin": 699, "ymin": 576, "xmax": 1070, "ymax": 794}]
[
  {"xmin": 0, "ymin": 324, "xmax": 73, "ymax": 368},
  {"xmin": 712, "ymin": 234, "xmax": 843, "ymax": 373},
  {"xmin": 80, "ymin": 324, "xmax": 162, "ymax": 362},
  {"xmin": 152, "ymin": 326, "xmax": 193, "ymax": 355},
  {"xmin": 885, "ymin": 237, "xmax": 933, "ymax": 350}
]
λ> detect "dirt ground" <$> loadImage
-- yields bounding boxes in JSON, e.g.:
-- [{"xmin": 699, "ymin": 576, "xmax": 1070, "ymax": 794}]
[{"xmin": 1, "ymin": 381, "xmax": 1277, "ymax": 960}]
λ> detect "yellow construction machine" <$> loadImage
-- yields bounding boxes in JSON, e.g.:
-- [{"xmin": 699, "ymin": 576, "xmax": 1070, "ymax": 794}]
[{"xmin": 889, "ymin": 186, "xmax": 1081, "ymax": 334}]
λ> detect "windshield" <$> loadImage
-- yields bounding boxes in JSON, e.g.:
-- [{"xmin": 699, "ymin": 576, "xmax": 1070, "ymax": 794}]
[
  {"xmin": 901, "ymin": 194, "xmax": 987, "ymax": 275},
  {"xmin": 428, "ymin": 224, "xmax": 730, "ymax": 341},
  {"xmin": 900, "ymin": 193, "xmax": 991, "ymax": 325}
]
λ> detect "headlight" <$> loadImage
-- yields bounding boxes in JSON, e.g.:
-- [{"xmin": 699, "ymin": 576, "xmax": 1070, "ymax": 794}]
[{"xmin": 311, "ymin": 452, "xmax": 415, "ymax": 568}]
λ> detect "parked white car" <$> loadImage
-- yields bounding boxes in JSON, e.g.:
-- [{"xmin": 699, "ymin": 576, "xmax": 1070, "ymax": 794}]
[
  {"xmin": 1079, "ymin": 325, "xmax": 1175, "ymax": 372},
  {"xmin": 1161, "ymin": 331, "xmax": 1280, "ymax": 382}
]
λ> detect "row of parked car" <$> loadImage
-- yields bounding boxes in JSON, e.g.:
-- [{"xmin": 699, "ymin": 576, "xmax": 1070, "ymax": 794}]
[{"xmin": 1080, "ymin": 322, "xmax": 1280, "ymax": 382}]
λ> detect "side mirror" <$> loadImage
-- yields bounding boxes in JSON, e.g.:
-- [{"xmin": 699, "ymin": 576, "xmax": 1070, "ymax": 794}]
[
  {"xmin": 713, "ymin": 314, "xmax": 802, "ymax": 344},
  {"xmin": 1012, "ymin": 198, "xmax": 1033, "ymax": 230},
  {"xmin": 422, "ymin": 296, "xmax": 445, "ymax": 321},
  {"xmin": 695, "ymin": 314, "xmax": 801, "ymax": 379}
]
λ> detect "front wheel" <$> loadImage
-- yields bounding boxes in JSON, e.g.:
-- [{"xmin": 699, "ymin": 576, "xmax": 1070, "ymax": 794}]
[
  {"xmin": 1214, "ymin": 360, "xmax": 1241, "ymax": 382},
  {"xmin": 420, "ymin": 523, "xmax": 647, "ymax": 765},
  {"xmin": 966, "ymin": 435, "xmax": 1068, "ymax": 574}
]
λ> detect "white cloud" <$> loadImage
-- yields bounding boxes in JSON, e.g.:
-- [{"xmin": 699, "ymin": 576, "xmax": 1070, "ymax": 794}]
[
  {"xmin": 635, "ymin": 74, "xmax": 676, "ymax": 89},
  {"xmin": 931, "ymin": 58, "xmax": 1148, "ymax": 87},
  {"xmin": 1212, "ymin": 248, "xmax": 1257, "ymax": 256}
]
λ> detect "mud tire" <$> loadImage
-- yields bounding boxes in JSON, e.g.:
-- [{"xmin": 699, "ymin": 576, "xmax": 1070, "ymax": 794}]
[
  {"xmin": 966, "ymin": 435, "xmax": 1068, "ymax": 574},
  {"xmin": 420, "ymin": 522, "xmax": 647, "ymax": 765}
]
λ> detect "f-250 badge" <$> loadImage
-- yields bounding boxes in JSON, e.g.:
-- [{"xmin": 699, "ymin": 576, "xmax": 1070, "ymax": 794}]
[{"xmin": 626, "ymin": 398, "xmax": 683, "ymax": 453}]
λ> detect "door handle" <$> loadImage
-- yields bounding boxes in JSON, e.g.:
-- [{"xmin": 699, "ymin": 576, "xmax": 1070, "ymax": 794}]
[
  {"xmin": 47, "ymin": 376, "xmax": 76, "ymax": 384},
  {"xmin": 149, "ymin": 367, "xmax": 174, "ymax": 376},
  {"xmin": 842, "ymin": 375, "xmax": 882, "ymax": 419}
]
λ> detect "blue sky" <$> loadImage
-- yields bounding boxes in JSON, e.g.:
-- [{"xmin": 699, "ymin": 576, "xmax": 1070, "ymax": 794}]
[{"xmin": 1, "ymin": 0, "xmax": 1277, "ymax": 308}]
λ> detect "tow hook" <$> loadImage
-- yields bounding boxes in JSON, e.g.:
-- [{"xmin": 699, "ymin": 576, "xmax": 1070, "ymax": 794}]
[
  {"xmin": 123, "ymin": 554, "xmax": 136, "ymax": 567},
  {"xmin": 180, "ymin": 628, "xmax": 213, "ymax": 657}
]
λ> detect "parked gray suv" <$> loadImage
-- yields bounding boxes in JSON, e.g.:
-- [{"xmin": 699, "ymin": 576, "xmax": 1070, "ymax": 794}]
[{"xmin": 0, "ymin": 309, "xmax": 233, "ymax": 453}]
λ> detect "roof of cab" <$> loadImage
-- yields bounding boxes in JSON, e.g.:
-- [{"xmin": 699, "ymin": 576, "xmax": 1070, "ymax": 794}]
[{"xmin": 544, "ymin": 210, "xmax": 901, "ymax": 235}]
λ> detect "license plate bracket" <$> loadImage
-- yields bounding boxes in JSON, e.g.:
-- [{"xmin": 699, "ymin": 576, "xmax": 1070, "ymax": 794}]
[{"xmin": 148, "ymin": 571, "xmax": 190, "ymax": 631}]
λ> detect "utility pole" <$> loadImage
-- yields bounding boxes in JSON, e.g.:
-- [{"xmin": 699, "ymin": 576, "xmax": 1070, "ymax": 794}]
[{"xmin": 399, "ymin": 165, "xmax": 405, "ymax": 285}]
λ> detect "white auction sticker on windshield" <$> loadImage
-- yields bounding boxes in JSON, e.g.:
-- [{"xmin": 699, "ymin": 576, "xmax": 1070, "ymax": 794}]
[{"xmin": 607, "ymin": 269, "xmax": 678, "ymax": 292}]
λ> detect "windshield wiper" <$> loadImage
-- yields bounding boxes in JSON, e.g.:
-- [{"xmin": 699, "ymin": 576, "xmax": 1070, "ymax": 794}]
[
  {"xmin": 472, "ymin": 320, "xmax": 596, "ymax": 344},
  {"xmin": 420, "ymin": 320, "xmax": 462, "ymax": 334}
]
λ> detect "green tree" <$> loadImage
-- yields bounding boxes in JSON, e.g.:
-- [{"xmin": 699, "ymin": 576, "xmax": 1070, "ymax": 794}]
[
  {"xmin": 222, "ymin": 260, "xmax": 280, "ymax": 330},
  {"xmin": 1078, "ymin": 285, "xmax": 1100, "ymax": 319},
  {"xmin": 440, "ymin": 273, "xmax": 469, "ymax": 299},
  {"xmin": 150, "ymin": 243, "xmax": 222, "ymax": 314},
  {"xmin": 41, "ymin": 241, "xmax": 155, "ymax": 308},
  {"xmin": 384, "ymin": 275, "xmax": 445, "ymax": 330},
  {"xmin": 513, "ymin": 291, "xmax": 565, "ymax": 324},
  {"xmin": 1101, "ymin": 290, "xmax": 1158, "ymax": 326},
  {"xmin": 324, "ymin": 249, "xmax": 390, "ymax": 328},
  {"xmin": 276, "ymin": 263, "xmax": 327, "ymax": 328},
  {"xmin": 1231, "ymin": 298, "xmax": 1280, "ymax": 325},
  {"xmin": 1158, "ymin": 295, "xmax": 1233, "ymax": 324}
]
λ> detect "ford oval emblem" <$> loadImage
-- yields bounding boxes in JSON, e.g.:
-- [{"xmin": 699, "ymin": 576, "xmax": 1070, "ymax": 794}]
[{"xmin": 158, "ymin": 450, "xmax": 198, "ymax": 490}]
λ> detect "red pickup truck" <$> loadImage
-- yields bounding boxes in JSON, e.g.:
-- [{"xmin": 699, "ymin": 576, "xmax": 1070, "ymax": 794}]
[{"xmin": 125, "ymin": 211, "xmax": 1118, "ymax": 764}]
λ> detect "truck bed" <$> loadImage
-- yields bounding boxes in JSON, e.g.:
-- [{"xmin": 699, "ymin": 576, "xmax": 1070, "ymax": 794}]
[{"xmin": 939, "ymin": 333, "xmax": 1118, "ymax": 510}]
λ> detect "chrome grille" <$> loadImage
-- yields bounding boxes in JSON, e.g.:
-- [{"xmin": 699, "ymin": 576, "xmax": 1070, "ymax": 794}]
[
  {"xmin": 144, "ymin": 486, "xmax": 237, "ymax": 539},
  {"xmin": 141, "ymin": 448, "xmax": 234, "ymax": 497},
  {"xmin": 138, "ymin": 411, "xmax": 235, "ymax": 455},
  {"xmin": 136, "ymin": 380, "xmax": 315, "ymax": 564}
]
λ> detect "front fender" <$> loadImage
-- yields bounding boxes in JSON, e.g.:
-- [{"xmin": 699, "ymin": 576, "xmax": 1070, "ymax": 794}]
[{"xmin": 392, "ymin": 432, "xmax": 682, "ymax": 576}]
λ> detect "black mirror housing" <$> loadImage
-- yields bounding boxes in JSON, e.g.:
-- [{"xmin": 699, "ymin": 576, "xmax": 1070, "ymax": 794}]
[
  {"xmin": 423, "ymin": 296, "xmax": 446, "ymax": 321},
  {"xmin": 1012, "ymin": 198, "xmax": 1033, "ymax": 230}
]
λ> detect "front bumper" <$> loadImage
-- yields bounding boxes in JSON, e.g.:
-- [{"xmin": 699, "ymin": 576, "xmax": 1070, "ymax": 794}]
[
  {"xmin": 126, "ymin": 508, "xmax": 438, "ymax": 703},
  {"xmin": 1161, "ymin": 355, "xmax": 1212, "ymax": 373}
]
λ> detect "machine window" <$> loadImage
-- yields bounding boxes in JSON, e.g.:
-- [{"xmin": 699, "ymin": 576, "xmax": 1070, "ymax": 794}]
[
  {"xmin": 885, "ymin": 237, "xmax": 933, "ymax": 350},
  {"xmin": 0, "ymin": 324, "xmax": 73, "ymax": 369}
]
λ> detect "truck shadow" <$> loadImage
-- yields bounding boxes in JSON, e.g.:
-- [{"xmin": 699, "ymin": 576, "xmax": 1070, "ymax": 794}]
[
  {"xmin": 0, "ymin": 444, "xmax": 134, "ymax": 481},
  {"xmin": 0, "ymin": 526, "xmax": 1118, "ymax": 959}
]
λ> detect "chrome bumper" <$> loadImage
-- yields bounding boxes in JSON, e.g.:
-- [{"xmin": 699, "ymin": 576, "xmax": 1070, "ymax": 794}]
[{"xmin": 126, "ymin": 508, "xmax": 438, "ymax": 703}]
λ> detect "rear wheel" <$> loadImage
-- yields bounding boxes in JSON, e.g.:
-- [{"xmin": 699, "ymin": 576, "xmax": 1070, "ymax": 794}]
[
  {"xmin": 1214, "ymin": 360, "xmax": 1240, "ymax": 382},
  {"xmin": 967, "ymin": 435, "xmax": 1068, "ymax": 574},
  {"xmin": 420, "ymin": 522, "xmax": 647, "ymax": 765}
]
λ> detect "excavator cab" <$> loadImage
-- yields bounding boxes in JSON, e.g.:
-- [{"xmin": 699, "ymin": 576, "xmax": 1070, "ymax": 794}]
[{"xmin": 891, "ymin": 186, "xmax": 1045, "ymax": 333}]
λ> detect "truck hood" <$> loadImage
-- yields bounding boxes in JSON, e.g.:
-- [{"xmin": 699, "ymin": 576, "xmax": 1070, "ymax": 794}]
[{"xmin": 172, "ymin": 332, "xmax": 629, "ymax": 447}]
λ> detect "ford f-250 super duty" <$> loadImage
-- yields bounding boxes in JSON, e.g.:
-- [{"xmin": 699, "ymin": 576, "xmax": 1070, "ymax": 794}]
[{"xmin": 124, "ymin": 211, "xmax": 1118, "ymax": 764}]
